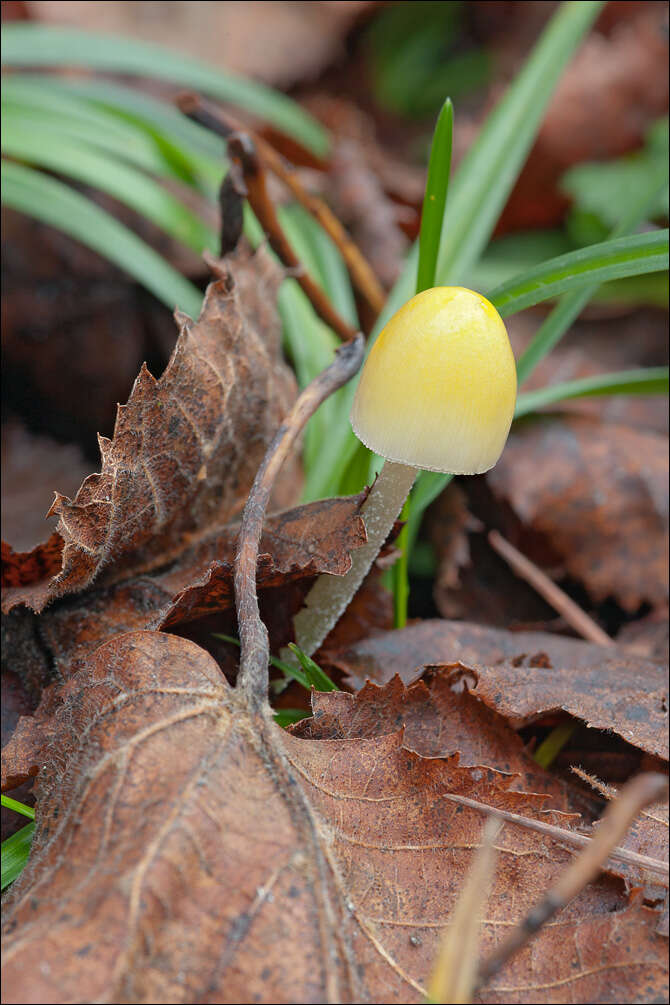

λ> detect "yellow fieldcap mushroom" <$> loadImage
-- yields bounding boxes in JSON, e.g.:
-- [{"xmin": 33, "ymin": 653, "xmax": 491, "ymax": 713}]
[
  {"xmin": 290, "ymin": 287, "xmax": 516, "ymax": 659},
  {"xmin": 351, "ymin": 286, "xmax": 516, "ymax": 474}
]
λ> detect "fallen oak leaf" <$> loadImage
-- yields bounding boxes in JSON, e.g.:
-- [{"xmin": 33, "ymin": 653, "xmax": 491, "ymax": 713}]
[
  {"xmin": 1, "ymin": 243, "xmax": 297, "ymax": 614},
  {"xmin": 2, "ymin": 631, "xmax": 667, "ymax": 1004}
]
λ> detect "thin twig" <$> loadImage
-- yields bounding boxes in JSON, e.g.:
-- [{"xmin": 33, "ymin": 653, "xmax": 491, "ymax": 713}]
[
  {"xmin": 442, "ymin": 792, "xmax": 669, "ymax": 880},
  {"xmin": 488, "ymin": 529, "xmax": 614, "ymax": 647},
  {"xmin": 474, "ymin": 773, "xmax": 669, "ymax": 993},
  {"xmin": 235, "ymin": 334, "xmax": 365, "ymax": 713},
  {"xmin": 177, "ymin": 92, "xmax": 386, "ymax": 318},
  {"xmin": 227, "ymin": 132, "xmax": 357, "ymax": 343}
]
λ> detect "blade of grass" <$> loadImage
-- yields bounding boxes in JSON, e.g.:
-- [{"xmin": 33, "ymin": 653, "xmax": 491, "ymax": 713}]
[
  {"xmin": 2, "ymin": 116, "xmax": 215, "ymax": 253},
  {"xmin": 515, "ymin": 367, "xmax": 669, "ymax": 417},
  {"xmin": 1, "ymin": 24, "xmax": 329, "ymax": 157},
  {"xmin": 29, "ymin": 75, "xmax": 224, "ymax": 191},
  {"xmin": 273, "ymin": 708, "xmax": 310, "ymax": 728},
  {"xmin": 1, "ymin": 822, "xmax": 35, "ymax": 890},
  {"xmin": 2, "ymin": 160, "xmax": 203, "ymax": 318},
  {"xmin": 2, "ymin": 76, "xmax": 198, "ymax": 182},
  {"xmin": 533, "ymin": 721, "xmax": 578, "ymax": 769},
  {"xmin": 488, "ymin": 231, "xmax": 669, "ymax": 317},
  {"xmin": 394, "ymin": 98, "xmax": 454, "ymax": 629},
  {"xmin": 211, "ymin": 633, "xmax": 312, "ymax": 691},
  {"xmin": 40, "ymin": 74, "xmax": 225, "ymax": 159},
  {"xmin": 379, "ymin": 0, "xmax": 606, "ymax": 328},
  {"xmin": 516, "ymin": 167, "xmax": 669, "ymax": 385},
  {"xmin": 287, "ymin": 644, "xmax": 338, "ymax": 692},
  {"xmin": 416, "ymin": 98, "xmax": 453, "ymax": 293},
  {"xmin": 1, "ymin": 795, "xmax": 35, "ymax": 820}
]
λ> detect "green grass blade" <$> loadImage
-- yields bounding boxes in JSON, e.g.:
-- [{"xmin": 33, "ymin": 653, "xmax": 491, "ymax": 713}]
[
  {"xmin": 416, "ymin": 98, "xmax": 453, "ymax": 293},
  {"xmin": 533, "ymin": 721, "xmax": 578, "ymax": 769},
  {"xmin": 515, "ymin": 367, "xmax": 669, "ymax": 417},
  {"xmin": 287, "ymin": 644, "xmax": 338, "ymax": 692},
  {"xmin": 2, "ymin": 75, "xmax": 221, "ymax": 191},
  {"xmin": 1, "ymin": 24, "xmax": 328, "ymax": 156},
  {"xmin": 1, "ymin": 795, "xmax": 35, "ymax": 820},
  {"xmin": 489, "ymin": 231, "xmax": 669, "ymax": 317},
  {"xmin": 516, "ymin": 168, "xmax": 669, "ymax": 385},
  {"xmin": 433, "ymin": 0, "xmax": 604, "ymax": 287},
  {"xmin": 43, "ymin": 75, "xmax": 225, "ymax": 159},
  {"xmin": 2, "ymin": 116, "xmax": 215, "ymax": 253},
  {"xmin": 394, "ymin": 98, "xmax": 454, "ymax": 628},
  {"xmin": 211, "ymin": 634, "xmax": 313, "ymax": 691},
  {"xmin": 274, "ymin": 709, "xmax": 310, "ymax": 728},
  {"xmin": 1, "ymin": 822, "xmax": 35, "ymax": 890},
  {"xmin": 2, "ymin": 160, "xmax": 203, "ymax": 318}
]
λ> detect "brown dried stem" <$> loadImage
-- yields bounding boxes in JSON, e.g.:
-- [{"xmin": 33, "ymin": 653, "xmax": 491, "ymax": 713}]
[
  {"xmin": 488, "ymin": 529, "xmax": 614, "ymax": 647},
  {"xmin": 235, "ymin": 334, "xmax": 365, "ymax": 713},
  {"xmin": 227, "ymin": 132, "xmax": 357, "ymax": 343},
  {"xmin": 177, "ymin": 92, "xmax": 386, "ymax": 319},
  {"xmin": 474, "ymin": 772, "xmax": 670, "ymax": 993}
]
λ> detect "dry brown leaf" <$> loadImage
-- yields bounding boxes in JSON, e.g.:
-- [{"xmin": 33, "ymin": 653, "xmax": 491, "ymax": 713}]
[
  {"xmin": 465, "ymin": 659, "xmax": 668, "ymax": 763},
  {"xmin": 2, "ymin": 246, "xmax": 297, "ymax": 614},
  {"xmin": 1, "ymin": 493, "xmax": 367, "ymax": 790},
  {"xmin": 325, "ymin": 619, "xmax": 668, "ymax": 762},
  {"xmin": 487, "ymin": 415, "xmax": 669, "ymax": 612},
  {"xmin": 293, "ymin": 670, "xmax": 593, "ymax": 818},
  {"xmin": 1, "ymin": 208, "xmax": 152, "ymax": 443},
  {"xmin": 1, "ymin": 422, "xmax": 92, "ymax": 553},
  {"xmin": 2, "ymin": 631, "xmax": 667, "ymax": 1004}
]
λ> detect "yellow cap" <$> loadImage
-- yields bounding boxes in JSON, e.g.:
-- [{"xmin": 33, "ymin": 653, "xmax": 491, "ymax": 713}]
[{"xmin": 350, "ymin": 287, "xmax": 517, "ymax": 474}]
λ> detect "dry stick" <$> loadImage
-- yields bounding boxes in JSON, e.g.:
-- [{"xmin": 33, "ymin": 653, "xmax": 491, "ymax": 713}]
[
  {"xmin": 177, "ymin": 92, "xmax": 386, "ymax": 318},
  {"xmin": 227, "ymin": 132, "xmax": 358, "ymax": 343},
  {"xmin": 235, "ymin": 334, "xmax": 365, "ymax": 712},
  {"xmin": 474, "ymin": 772, "xmax": 669, "ymax": 994},
  {"xmin": 442, "ymin": 791, "xmax": 669, "ymax": 880},
  {"xmin": 488, "ymin": 528, "xmax": 614, "ymax": 647}
]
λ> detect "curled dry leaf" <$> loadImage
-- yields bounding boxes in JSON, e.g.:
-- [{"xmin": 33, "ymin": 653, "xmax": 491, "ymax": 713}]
[
  {"xmin": 463, "ymin": 657, "xmax": 668, "ymax": 763},
  {"xmin": 2, "ymin": 631, "xmax": 667, "ymax": 1004},
  {"xmin": 2, "ymin": 245, "xmax": 297, "ymax": 615},
  {"xmin": 325, "ymin": 619, "xmax": 669, "ymax": 761},
  {"xmin": 487, "ymin": 415, "xmax": 669, "ymax": 612}
]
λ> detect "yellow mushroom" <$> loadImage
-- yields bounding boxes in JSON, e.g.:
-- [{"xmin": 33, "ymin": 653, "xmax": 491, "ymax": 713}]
[{"xmin": 291, "ymin": 286, "xmax": 517, "ymax": 657}]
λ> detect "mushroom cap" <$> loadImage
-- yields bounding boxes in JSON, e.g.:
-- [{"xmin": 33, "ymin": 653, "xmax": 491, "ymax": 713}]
[{"xmin": 350, "ymin": 286, "xmax": 517, "ymax": 474}]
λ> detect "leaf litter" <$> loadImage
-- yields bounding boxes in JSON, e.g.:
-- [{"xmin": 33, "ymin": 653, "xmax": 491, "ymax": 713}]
[
  {"xmin": 2, "ymin": 135, "xmax": 669, "ymax": 1004},
  {"xmin": 2, "ymin": 632, "xmax": 668, "ymax": 1004}
]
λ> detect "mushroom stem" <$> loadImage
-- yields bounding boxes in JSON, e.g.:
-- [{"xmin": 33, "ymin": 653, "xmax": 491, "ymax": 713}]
[{"xmin": 288, "ymin": 461, "xmax": 418, "ymax": 658}]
